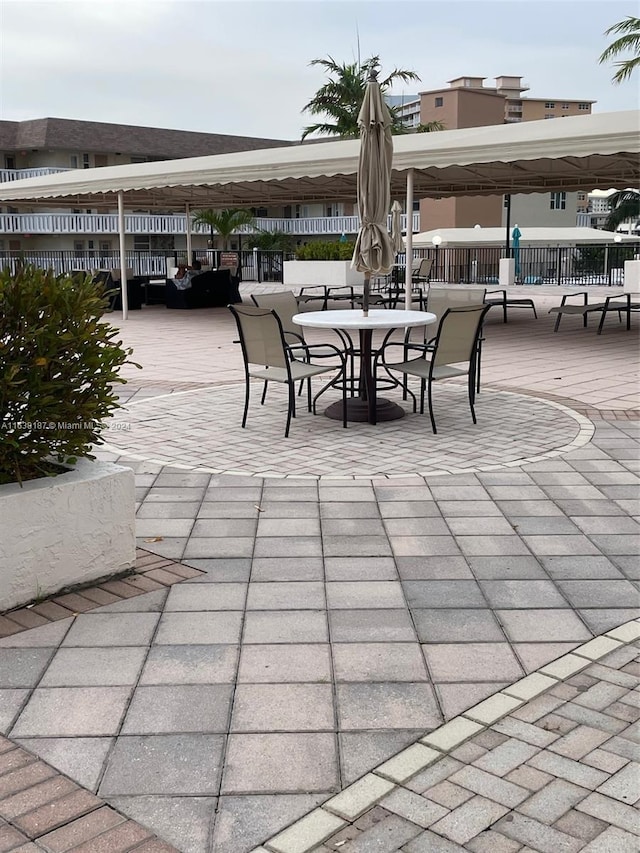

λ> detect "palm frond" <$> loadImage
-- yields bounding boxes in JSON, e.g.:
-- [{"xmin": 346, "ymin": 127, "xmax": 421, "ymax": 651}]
[{"xmin": 599, "ymin": 16, "xmax": 640, "ymax": 83}]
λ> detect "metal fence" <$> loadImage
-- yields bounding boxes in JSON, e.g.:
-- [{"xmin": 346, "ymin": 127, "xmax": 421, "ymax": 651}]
[
  {"xmin": 1, "ymin": 244, "xmax": 637, "ymax": 286},
  {"xmin": 0, "ymin": 249, "xmax": 288, "ymax": 281}
]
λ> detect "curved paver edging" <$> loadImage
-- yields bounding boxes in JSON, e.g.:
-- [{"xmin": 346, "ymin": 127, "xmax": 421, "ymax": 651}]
[
  {"xmin": 253, "ymin": 618, "xmax": 640, "ymax": 853},
  {"xmin": 102, "ymin": 383, "xmax": 594, "ymax": 479}
]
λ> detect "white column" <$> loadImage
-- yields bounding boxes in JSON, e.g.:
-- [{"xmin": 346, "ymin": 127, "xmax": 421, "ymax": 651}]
[
  {"xmin": 404, "ymin": 169, "xmax": 414, "ymax": 310},
  {"xmin": 117, "ymin": 191, "xmax": 128, "ymax": 320},
  {"xmin": 499, "ymin": 257, "xmax": 515, "ymax": 287},
  {"xmin": 185, "ymin": 203, "xmax": 192, "ymax": 263}
]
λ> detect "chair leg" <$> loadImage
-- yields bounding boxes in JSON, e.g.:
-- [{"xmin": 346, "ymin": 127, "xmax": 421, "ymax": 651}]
[
  {"xmin": 597, "ymin": 309, "xmax": 607, "ymax": 335},
  {"xmin": 468, "ymin": 370, "xmax": 477, "ymax": 424},
  {"xmin": 285, "ymin": 382, "xmax": 294, "ymax": 438},
  {"xmin": 307, "ymin": 377, "xmax": 312, "ymax": 412},
  {"xmin": 261, "ymin": 381, "xmax": 268, "ymax": 405},
  {"xmin": 427, "ymin": 380, "xmax": 437, "ymax": 434},
  {"xmin": 554, "ymin": 314, "xmax": 562, "ymax": 332},
  {"xmin": 242, "ymin": 374, "xmax": 250, "ymax": 429}
]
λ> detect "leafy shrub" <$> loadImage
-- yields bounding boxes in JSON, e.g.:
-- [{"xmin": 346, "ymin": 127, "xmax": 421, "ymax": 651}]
[
  {"xmin": 295, "ymin": 240, "xmax": 356, "ymax": 261},
  {"xmin": 0, "ymin": 265, "xmax": 136, "ymax": 485}
]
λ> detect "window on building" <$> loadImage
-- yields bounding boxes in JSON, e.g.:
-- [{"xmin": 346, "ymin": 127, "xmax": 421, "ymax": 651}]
[
  {"xmin": 544, "ymin": 102, "xmax": 555, "ymax": 108},
  {"xmin": 435, "ymin": 96, "xmax": 443, "ymax": 107},
  {"xmin": 561, "ymin": 103, "xmax": 570, "ymax": 109},
  {"xmin": 577, "ymin": 192, "xmax": 586, "ymax": 201},
  {"xmin": 464, "ymin": 79, "xmax": 472, "ymax": 87},
  {"xmin": 70, "ymin": 155, "xmax": 78, "ymax": 168},
  {"xmin": 74, "ymin": 240, "xmax": 85, "ymax": 256},
  {"xmin": 550, "ymin": 192, "xmax": 566, "ymax": 210},
  {"xmin": 544, "ymin": 114, "xmax": 556, "ymax": 119},
  {"xmin": 134, "ymin": 236, "xmax": 150, "ymax": 252},
  {"xmin": 82, "ymin": 153, "xmax": 90, "ymax": 169},
  {"xmin": 4, "ymin": 156, "xmax": 16, "ymax": 170},
  {"xmin": 578, "ymin": 103, "xmax": 590, "ymax": 110}
]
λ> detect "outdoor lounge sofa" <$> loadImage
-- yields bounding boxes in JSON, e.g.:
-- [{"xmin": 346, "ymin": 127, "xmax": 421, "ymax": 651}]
[{"xmin": 165, "ymin": 269, "xmax": 240, "ymax": 308}]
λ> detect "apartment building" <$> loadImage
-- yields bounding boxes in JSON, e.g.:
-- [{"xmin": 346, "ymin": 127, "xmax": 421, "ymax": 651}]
[
  {"xmin": 0, "ymin": 118, "xmax": 296, "ymax": 255},
  {"xmin": 399, "ymin": 75, "xmax": 595, "ymax": 231}
]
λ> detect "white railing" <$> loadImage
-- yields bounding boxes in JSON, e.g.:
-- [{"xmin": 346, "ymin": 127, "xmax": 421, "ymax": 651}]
[
  {"xmin": 0, "ymin": 167, "xmax": 72, "ymax": 182},
  {"xmin": 0, "ymin": 212, "xmax": 421, "ymax": 236}
]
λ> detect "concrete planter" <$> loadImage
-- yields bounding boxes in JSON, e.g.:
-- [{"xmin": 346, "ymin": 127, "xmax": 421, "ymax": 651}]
[
  {"xmin": 0, "ymin": 459, "xmax": 136, "ymax": 611},
  {"xmin": 283, "ymin": 260, "xmax": 365, "ymax": 289}
]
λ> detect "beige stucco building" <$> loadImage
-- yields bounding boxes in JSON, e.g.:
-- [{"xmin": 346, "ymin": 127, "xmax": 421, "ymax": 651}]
[{"xmin": 398, "ymin": 75, "xmax": 595, "ymax": 231}]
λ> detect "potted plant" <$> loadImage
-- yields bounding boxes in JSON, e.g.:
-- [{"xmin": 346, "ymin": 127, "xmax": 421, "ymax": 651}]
[
  {"xmin": 283, "ymin": 240, "xmax": 365, "ymax": 288},
  {"xmin": 0, "ymin": 265, "xmax": 138, "ymax": 611}
]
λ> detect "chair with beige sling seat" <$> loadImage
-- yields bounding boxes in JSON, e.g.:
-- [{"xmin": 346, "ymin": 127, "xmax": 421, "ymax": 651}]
[
  {"xmin": 228, "ymin": 304, "xmax": 347, "ymax": 438},
  {"xmin": 379, "ymin": 304, "xmax": 491, "ymax": 434},
  {"xmin": 375, "ymin": 286, "xmax": 488, "ymax": 405},
  {"xmin": 252, "ymin": 291, "xmax": 359, "ymax": 397}
]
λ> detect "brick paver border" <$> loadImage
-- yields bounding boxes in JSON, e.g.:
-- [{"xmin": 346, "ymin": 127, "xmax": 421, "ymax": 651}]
[{"xmin": 0, "ymin": 549, "xmax": 204, "ymax": 639}]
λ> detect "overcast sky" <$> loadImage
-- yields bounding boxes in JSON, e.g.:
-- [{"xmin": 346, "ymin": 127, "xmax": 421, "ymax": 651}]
[{"xmin": 1, "ymin": 0, "xmax": 638, "ymax": 141}]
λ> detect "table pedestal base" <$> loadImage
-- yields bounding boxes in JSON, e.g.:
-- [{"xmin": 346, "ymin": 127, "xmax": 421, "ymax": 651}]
[{"xmin": 324, "ymin": 397, "xmax": 405, "ymax": 423}]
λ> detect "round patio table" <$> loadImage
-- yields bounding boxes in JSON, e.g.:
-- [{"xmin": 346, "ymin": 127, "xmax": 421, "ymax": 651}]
[{"xmin": 292, "ymin": 308, "xmax": 436, "ymax": 424}]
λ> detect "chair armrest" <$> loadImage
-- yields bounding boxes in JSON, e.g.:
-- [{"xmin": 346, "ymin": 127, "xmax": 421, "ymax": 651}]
[
  {"xmin": 560, "ymin": 291, "xmax": 589, "ymax": 307},
  {"xmin": 485, "ymin": 289, "xmax": 506, "ymax": 298}
]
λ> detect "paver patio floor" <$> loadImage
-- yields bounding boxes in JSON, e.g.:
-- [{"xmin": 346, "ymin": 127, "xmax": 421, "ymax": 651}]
[{"xmin": 1, "ymin": 286, "xmax": 638, "ymax": 852}]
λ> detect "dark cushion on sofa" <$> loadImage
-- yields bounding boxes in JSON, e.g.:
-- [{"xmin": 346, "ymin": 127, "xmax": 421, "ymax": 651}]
[{"xmin": 165, "ymin": 269, "xmax": 241, "ymax": 309}]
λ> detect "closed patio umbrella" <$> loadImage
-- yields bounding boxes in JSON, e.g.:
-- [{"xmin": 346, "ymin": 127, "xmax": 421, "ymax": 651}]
[
  {"xmin": 391, "ymin": 200, "xmax": 404, "ymax": 255},
  {"xmin": 512, "ymin": 224, "xmax": 522, "ymax": 279},
  {"xmin": 351, "ymin": 68, "xmax": 395, "ymax": 317}
]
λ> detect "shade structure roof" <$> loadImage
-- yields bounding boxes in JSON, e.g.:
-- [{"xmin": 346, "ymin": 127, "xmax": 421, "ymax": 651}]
[
  {"xmin": 411, "ymin": 226, "xmax": 640, "ymax": 247},
  {"xmin": 0, "ymin": 110, "xmax": 638, "ymax": 210}
]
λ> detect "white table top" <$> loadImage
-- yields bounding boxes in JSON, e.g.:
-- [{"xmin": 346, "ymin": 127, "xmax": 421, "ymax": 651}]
[{"xmin": 292, "ymin": 308, "xmax": 436, "ymax": 330}]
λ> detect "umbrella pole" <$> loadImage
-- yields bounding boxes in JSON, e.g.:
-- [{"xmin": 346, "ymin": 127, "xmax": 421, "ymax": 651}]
[{"xmin": 363, "ymin": 274, "xmax": 370, "ymax": 317}]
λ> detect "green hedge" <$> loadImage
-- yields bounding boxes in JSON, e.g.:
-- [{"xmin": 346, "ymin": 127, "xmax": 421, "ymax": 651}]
[
  {"xmin": 0, "ymin": 265, "xmax": 137, "ymax": 485},
  {"xmin": 294, "ymin": 240, "xmax": 356, "ymax": 261}
]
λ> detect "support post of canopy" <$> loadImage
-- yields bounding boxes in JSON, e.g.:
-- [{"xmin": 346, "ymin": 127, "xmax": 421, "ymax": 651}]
[
  {"xmin": 504, "ymin": 193, "xmax": 512, "ymax": 257},
  {"xmin": 185, "ymin": 203, "xmax": 192, "ymax": 264},
  {"xmin": 117, "ymin": 191, "xmax": 128, "ymax": 320},
  {"xmin": 404, "ymin": 169, "xmax": 414, "ymax": 310}
]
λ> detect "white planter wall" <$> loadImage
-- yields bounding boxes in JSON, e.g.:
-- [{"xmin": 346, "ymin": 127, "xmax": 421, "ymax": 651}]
[
  {"xmin": 283, "ymin": 260, "xmax": 365, "ymax": 289},
  {"xmin": 0, "ymin": 460, "xmax": 136, "ymax": 611}
]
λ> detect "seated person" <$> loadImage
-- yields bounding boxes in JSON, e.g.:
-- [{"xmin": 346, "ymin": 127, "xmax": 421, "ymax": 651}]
[{"xmin": 172, "ymin": 264, "xmax": 196, "ymax": 290}]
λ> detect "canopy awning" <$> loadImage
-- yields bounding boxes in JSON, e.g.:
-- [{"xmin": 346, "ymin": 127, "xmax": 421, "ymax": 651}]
[{"xmin": 0, "ymin": 111, "xmax": 637, "ymax": 210}]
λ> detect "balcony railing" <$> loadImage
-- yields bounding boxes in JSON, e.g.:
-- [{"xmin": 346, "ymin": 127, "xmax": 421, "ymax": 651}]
[
  {"xmin": 0, "ymin": 212, "xmax": 421, "ymax": 236},
  {"xmin": 0, "ymin": 167, "xmax": 72, "ymax": 182}
]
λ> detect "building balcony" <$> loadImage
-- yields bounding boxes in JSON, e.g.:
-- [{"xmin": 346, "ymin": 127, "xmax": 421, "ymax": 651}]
[
  {"xmin": 0, "ymin": 167, "xmax": 72, "ymax": 182},
  {"xmin": 0, "ymin": 212, "xmax": 421, "ymax": 237}
]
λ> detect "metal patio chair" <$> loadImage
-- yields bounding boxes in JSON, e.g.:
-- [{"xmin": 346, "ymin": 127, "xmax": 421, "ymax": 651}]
[
  {"xmin": 228, "ymin": 304, "xmax": 347, "ymax": 437},
  {"xmin": 379, "ymin": 303, "xmax": 491, "ymax": 434}
]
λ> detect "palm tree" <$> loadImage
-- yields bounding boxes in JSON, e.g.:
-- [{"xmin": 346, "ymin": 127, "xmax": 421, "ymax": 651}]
[
  {"xmin": 416, "ymin": 121, "xmax": 446, "ymax": 133},
  {"xmin": 604, "ymin": 189, "xmax": 640, "ymax": 231},
  {"xmin": 246, "ymin": 229, "xmax": 295, "ymax": 253},
  {"xmin": 599, "ymin": 16, "xmax": 640, "ymax": 83},
  {"xmin": 191, "ymin": 208, "xmax": 256, "ymax": 250},
  {"xmin": 301, "ymin": 55, "xmax": 420, "ymax": 140}
]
